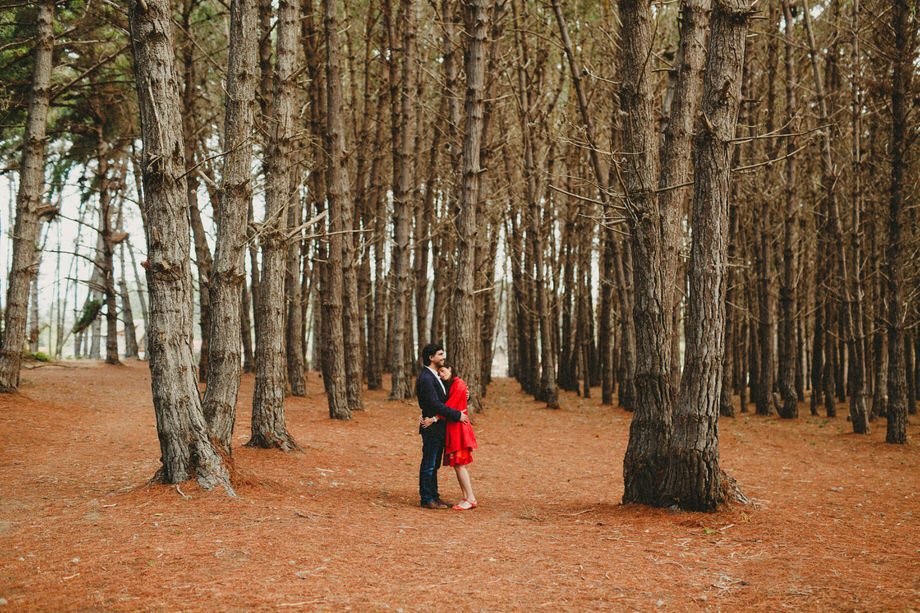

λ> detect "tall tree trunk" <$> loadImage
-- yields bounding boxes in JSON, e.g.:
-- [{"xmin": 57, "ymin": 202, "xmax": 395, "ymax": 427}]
[
  {"xmin": 180, "ymin": 0, "xmax": 213, "ymax": 382},
  {"xmin": 250, "ymin": 0, "xmax": 300, "ymax": 448},
  {"xmin": 720, "ymin": 142, "xmax": 743, "ymax": 418},
  {"xmin": 656, "ymin": 0, "xmax": 711, "ymax": 404},
  {"xmin": 664, "ymin": 0, "xmax": 751, "ymax": 512},
  {"xmin": 436, "ymin": 0, "xmax": 462, "ymax": 352},
  {"xmin": 324, "ymin": 0, "xmax": 359, "ymax": 417},
  {"xmin": 388, "ymin": 0, "xmax": 416, "ymax": 400},
  {"xmin": 883, "ymin": 0, "xmax": 915, "ymax": 444},
  {"xmin": 338, "ymin": 68, "xmax": 364, "ymax": 413},
  {"xmin": 285, "ymin": 181, "xmax": 306, "ymax": 397},
  {"xmin": 128, "ymin": 0, "xmax": 233, "ymax": 493},
  {"xmin": 0, "ymin": 0, "xmax": 55, "ymax": 391},
  {"xmin": 94, "ymin": 140, "xmax": 121, "ymax": 366},
  {"xmin": 367, "ymin": 83, "xmax": 387, "ymax": 391},
  {"xmin": 451, "ymin": 0, "xmax": 490, "ymax": 413},
  {"xmin": 619, "ymin": 0, "xmax": 673, "ymax": 505},
  {"xmin": 777, "ymin": 0, "xmax": 798, "ymax": 419},
  {"xmin": 414, "ymin": 96, "xmax": 441, "ymax": 355},
  {"xmin": 201, "ymin": 0, "xmax": 258, "ymax": 452},
  {"xmin": 28, "ymin": 277, "xmax": 40, "ymax": 353}
]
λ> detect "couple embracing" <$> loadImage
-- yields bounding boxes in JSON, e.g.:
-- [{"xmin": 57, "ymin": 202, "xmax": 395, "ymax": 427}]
[{"xmin": 416, "ymin": 343, "xmax": 478, "ymax": 510}]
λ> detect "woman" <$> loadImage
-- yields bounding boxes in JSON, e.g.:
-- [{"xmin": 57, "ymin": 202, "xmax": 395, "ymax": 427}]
[{"xmin": 423, "ymin": 364, "xmax": 478, "ymax": 510}]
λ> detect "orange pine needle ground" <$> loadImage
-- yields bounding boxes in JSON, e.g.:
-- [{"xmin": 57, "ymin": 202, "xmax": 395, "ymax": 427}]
[{"xmin": 1, "ymin": 359, "xmax": 918, "ymax": 610}]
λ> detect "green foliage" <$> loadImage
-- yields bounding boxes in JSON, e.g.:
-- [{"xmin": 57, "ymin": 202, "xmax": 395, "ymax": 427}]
[
  {"xmin": 72, "ymin": 299, "xmax": 101, "ymax": 334},
  {"xmin": 0, "ymin": 0, "xmax": 139, "ymax": 178},
  {"xmin": 27, "ymin": 351, "xmax": 51, "ymax": 362}
]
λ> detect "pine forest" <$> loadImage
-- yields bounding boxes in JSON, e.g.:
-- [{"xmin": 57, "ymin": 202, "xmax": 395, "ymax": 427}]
[{"xmin": 1, "ymin": 0, "xmax": 918, "ymax": 516}]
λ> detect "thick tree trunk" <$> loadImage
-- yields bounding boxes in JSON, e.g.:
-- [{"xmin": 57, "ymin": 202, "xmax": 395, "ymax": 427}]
[
  {"xmin": 0, "ymin": 0, "xmax": 55, "ymax": 391},
  {"xmin": 450, "ymin": 0, "xmax": 490, "ymax": 413},
  {"xmin": 387, "ymin": 0, "xmax": 416, "ymax": 400},
  {"xmin": 884, "ymin": 0, "xmax": 914, "ymax": 444},
  {"xmin": 620, "ymin": 0, "xmax": 673, "ymax": 505},
  {"xmin": 657, "ymin": 0, "xmax": 711, "ymax": 404},
  {"xmin": 201, "ymin": 0, "xmax": 258, "ymax": 452},
  {"xmin": 324, "ymin": 0, "xmax": 359, "ymax": 417},
  {"xmin": 250, "ymin": 0, "xmax": 300, "ymax": 448},
  {"xmin": 664, "ymin": 0, "xmax": 750, "ymax": 512},
  {"xmin": 128, "ymin": 0, "xmax": 233, "ymax": 493}
]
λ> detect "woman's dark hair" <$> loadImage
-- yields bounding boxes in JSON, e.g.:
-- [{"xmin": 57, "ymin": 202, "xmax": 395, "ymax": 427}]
[
  {"xmin": 421, "ymin": 342, "xmax": 443, "ymax": 365},
  {"xmin": 438, "ymin": 363, "xmax": 458, "ymax": 380}
]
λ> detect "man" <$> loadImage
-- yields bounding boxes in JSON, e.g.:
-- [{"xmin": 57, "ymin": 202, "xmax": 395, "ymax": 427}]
[{"xmin": 416, "ymin": 342, "xmax": 469, "ymax": 509}]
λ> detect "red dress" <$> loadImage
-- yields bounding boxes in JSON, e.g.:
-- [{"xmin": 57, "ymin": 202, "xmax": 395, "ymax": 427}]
[{"xmin": 442, "ymin": 377, "xmax": 477, "ymax": 466}]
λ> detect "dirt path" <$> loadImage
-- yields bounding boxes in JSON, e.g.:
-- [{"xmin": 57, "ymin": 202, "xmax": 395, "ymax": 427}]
[{"xmin": 1, "ymin": 359, "xmax": 918, "ymax": 611}]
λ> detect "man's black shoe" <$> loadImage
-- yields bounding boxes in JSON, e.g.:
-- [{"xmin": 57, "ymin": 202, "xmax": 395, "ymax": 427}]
[{"xmin": 421, "ymin": 500, "xmax": 449, "ymax": 509}]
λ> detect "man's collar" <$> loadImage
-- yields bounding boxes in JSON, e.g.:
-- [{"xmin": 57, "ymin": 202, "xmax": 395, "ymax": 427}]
[{"xmin": 426, "ymin": 365, "xmax": 445, "ymax": 393}]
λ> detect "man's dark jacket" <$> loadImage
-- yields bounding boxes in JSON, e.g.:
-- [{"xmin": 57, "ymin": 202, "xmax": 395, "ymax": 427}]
[{"xmin": 416, "ymin": 367, "xmax": 463, "ymax": 437}]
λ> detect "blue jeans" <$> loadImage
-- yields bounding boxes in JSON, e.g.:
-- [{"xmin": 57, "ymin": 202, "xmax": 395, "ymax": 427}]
[{"xmin": 419, "ymin": 433, "xmax": 444, "ymax": 505}]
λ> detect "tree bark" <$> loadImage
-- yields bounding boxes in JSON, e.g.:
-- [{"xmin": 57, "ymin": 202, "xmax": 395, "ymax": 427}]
[
  {"xmin": 128, "ymin": 0, "xmax": 233, "ymax": 493},
  {"xmin": 250, "ymin": 0, "xmax": 300, "ymax": 448},
  {"xmin": 28, "ymin": 277, "xmax": 39, "ymax": 354},
  {"xmin": 323, "ymin": 0, "xmax": 358, "ymax": 417},
  {"xmin": 777, "ymin": 0, "xmax": 798, "ymax": 419},
  {"xmin": 0, "ymin": 0, "xmax": 55, "ymax": 391},
  {"xmin": 387, "ymin": 0, "xmax": 416, "ymax": 400},
  {"xmin": 451, "ymin": 0, "xmax": 490, "ymax": 413},
  {"xmin": 201, "ymin": 0, "xmax": 258, "ymax": 452},
  {"xmin": 620, "ymin": 0, "xmax": 673, "ymax": 505},
  {"xmin": 93, "ymin": 140, "xmax": 122, "ymax": 366},
  {"xmin": 657, "ymin": 0, "xmax": 712, "ymax": 404},
  {"xmin": 664, "ymin": 0, "xmax": 751, "ymax": 511},
  {"xmin": 179, "ymin": 0, "xmax": 214, "ymax": 382},
  {"xmin": 119, "ymin": 240, "xmax": 139, "ymax": 359},
  {"xmin": 285, "ymin": 179, "xmax": 307, "ymax": 397},
  {"xmin": 366, "ymin": 77, "xmax": 388, "ymax": 391},
  {"xmin": 884, "ymin": 0, "xmax": 915, "ymax": 444}
]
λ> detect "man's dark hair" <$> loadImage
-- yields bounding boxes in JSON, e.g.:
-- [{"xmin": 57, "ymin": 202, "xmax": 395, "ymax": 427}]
[{"xmin": 421, "ymin": 343, "xmax": 443, "ymax": 366}]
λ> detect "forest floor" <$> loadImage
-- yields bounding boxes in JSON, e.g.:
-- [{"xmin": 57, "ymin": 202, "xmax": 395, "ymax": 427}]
[{"xmin": 1, "ymin": 359, "xmax": 919, "ymax": 612}]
